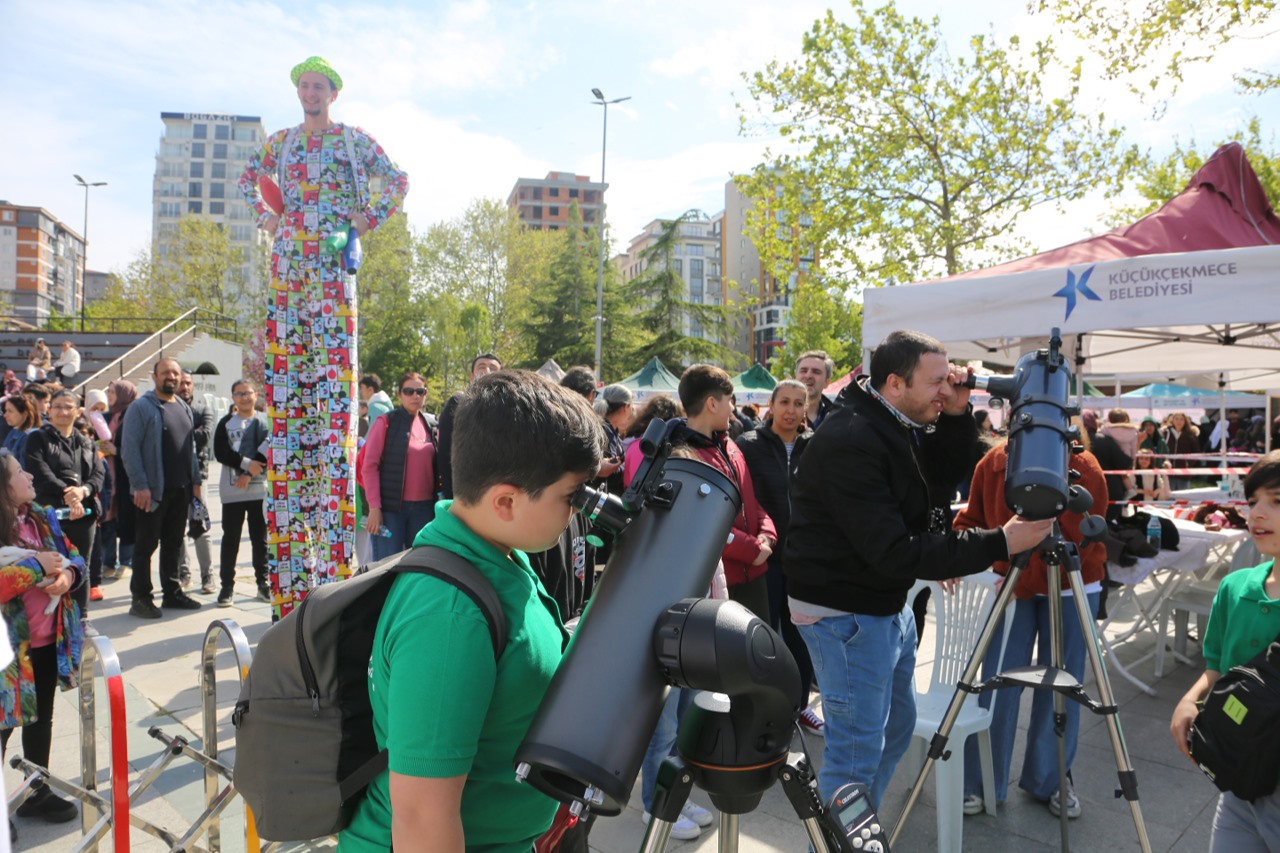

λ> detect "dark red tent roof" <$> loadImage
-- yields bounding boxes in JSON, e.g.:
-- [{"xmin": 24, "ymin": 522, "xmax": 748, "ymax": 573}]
[{"xmin": 951, "ymin": 142, "xmax": 1280, "ymax": 280}]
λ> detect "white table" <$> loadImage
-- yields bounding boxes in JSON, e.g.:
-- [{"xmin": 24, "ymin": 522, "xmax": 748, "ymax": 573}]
[{"xmin": 1098, "ymin": 515, "xmax": 1245, "ymax": 695}]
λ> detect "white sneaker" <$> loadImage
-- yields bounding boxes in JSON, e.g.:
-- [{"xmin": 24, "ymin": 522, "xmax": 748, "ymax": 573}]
[
  {"xmin": 681, "ymin": 800, "xmax": 714, "ymax": 827},
  {"xmin": 963, "ymin": 793, "xmax": 985, "ymax": 816},
  {"xmin": 642, "ymin": 811, "xmax": 702, "ymax": 840}
]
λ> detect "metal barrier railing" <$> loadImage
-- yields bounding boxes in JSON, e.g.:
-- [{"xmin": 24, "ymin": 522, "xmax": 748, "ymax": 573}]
[
  {"xmin": 197, "ymin": 618, "xmax": 257, "ymax": 853},
  {"xmin": 76, "ymin": 633, "xmax": 131, "ymax": 853}
]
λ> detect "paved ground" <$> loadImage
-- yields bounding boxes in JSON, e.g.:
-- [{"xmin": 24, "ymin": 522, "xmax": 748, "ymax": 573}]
[{"xmin": 6, "ymin": 490, "xmax": 1223, "ymax": 852}]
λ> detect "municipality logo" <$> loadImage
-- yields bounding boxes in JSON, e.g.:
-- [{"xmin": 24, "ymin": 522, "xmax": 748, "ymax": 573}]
[{"xmin": 1053, "ymin": 266, "xmax": 1102, "ymax": 321}]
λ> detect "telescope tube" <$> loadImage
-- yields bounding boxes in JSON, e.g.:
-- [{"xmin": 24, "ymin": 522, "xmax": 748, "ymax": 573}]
[{"xmin": 515, "ymin": 457, "xmax": 741, "ymax": 814}]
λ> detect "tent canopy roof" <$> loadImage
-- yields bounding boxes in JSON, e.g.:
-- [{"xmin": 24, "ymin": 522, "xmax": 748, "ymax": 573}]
[
  {"xmin": 732, "ymin": 363, "xmax": 778, "ymax": 392},
  {"xmin": 863, "ymin": 143, "xmax": 1280, "ymax": 391},
  {"xmin": 617, "ymin": 357, "xmax": 681, "ymax": 393}
]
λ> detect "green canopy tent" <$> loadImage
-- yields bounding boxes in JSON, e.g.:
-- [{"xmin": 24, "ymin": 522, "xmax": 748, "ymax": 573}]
[
  {"xmin": 731, "ymin": 363, "xmax": 778, "ymax": 408},
  {"xmin": 617, "ymin": 357, "xmax": 682, "ymax": 401}
]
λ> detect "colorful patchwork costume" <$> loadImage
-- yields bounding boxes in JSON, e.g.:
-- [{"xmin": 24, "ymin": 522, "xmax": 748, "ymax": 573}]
[{"xmin": 238, "ymin": 63, "xmax": 408, "ymax": 619}]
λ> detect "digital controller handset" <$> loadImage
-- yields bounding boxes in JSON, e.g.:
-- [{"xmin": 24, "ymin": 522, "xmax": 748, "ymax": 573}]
[{"xmin": 828, "ymin": 783, "xmax": 890, "ymax": 852}]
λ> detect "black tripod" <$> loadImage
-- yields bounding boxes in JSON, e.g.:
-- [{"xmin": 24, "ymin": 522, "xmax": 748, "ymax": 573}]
[{"xmin": 891, "ymin": 491, "xmax": 1153, "ymax": 853}]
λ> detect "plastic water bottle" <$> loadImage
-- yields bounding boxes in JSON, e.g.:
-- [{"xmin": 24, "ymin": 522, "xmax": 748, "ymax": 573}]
[
  {"xmin": 1147, "ymin": 515, "xmax": 1162, "ymax": 551},
  {"xmin": 376, "ymin": 525, "xmax": 393, "ymax": 538},
  {"xmin": 55, "ymin": 507, "xmax": 94, "ymax": 521}
]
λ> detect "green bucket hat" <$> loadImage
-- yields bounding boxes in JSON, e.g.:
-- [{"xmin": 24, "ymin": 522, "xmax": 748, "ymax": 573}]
[{"xmin": 291, "ymin": 56, "xmax": 343, "ymax": 91}]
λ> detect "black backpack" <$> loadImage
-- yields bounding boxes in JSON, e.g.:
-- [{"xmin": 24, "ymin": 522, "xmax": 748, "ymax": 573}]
[
  {"xmin": 1190, "ymin": 631, "xmax": 1280, "ymax": 801},
  {"xmin": 232, "ymin": 546, "xmax": 508, "ymax": 841}
]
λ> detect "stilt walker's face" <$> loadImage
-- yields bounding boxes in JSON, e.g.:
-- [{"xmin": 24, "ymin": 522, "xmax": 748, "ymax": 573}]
[{"xmin": 296, "ymin": 72, "xmax": 337, "ymax": 117}]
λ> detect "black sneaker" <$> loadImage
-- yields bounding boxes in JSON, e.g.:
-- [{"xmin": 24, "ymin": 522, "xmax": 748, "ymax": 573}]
[
  {"xmin": 257, "ymin": 584, "xmax": 272, "ymax": 603},
  {"xmin": 16, "ymin": 784, "xmax": 78, "ymax": 823},
  {"xmin": 129, "ymin": 599, "xmax": 162, "ymax": 619},
  {"xmin": 161, "ymin": 592, "xmax": 202, "ymax": 611},
  {"xmin": 216, "ymin": 589, "xmax": 234, "ymax": 608}
]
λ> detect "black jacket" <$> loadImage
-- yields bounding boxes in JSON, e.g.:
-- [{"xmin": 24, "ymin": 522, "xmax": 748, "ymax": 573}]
[
  {"xmin": 436, "ymin": 392, "xmax": 462, "ymax": 500},
  {"xmin": 784, "ymin": 377, "xmax": 1007, "ymax": 616},
  {"xmin": 25, "ymin": 424, "xmax": 105, "ymax": 516},
  {"xmin": 735, "ymin": 422, "xmax": 810, "ymax": 559}
]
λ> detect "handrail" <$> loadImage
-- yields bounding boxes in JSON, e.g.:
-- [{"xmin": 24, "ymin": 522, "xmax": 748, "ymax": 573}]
[
  {"xmin": 79, "ymin": 634, "xmax": 130, "ymax": 853},
  {"xmin": 71, "ymin": 310, "xmax": 202, "ymax": 395},
  {"xmin": 199, "ymin": 619, "xmax": 255, "ymax": 853}
]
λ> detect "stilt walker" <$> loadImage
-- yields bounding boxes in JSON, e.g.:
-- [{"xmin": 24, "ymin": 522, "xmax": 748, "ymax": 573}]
[{"xmin": 238, "ymin": 56, "xmax": 409, "ymax": 619}]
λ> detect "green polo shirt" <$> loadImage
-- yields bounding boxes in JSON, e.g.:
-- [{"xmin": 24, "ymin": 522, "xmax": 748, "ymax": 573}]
[
  {"xmin": 339, "ymin": 501, "xmax": 566, "ymax": 852},
  {"xmin": 1203, "ymin": 560, "xmax": 1280, "ymax": 673}
]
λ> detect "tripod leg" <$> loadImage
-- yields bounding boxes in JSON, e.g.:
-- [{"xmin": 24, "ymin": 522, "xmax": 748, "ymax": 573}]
[
  {"xmin": 888, "ymin": 560, "xmax": 1028, "ymax": 848},
  {"xmin": 718, "ymin": 812, "xmax": 739, "ymax": 853},
  {"xmin": 1045, "ymin": 552, "xmax": 1071, "ymax": 850},
  {"xmin": 1063, "ymin": 564, "xmax": 1155, "ymax": 853}
]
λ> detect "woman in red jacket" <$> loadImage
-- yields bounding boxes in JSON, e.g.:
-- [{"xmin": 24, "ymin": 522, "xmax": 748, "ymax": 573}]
[{"xmin": 954, "ymin": 434, "xmax": 1107, "ymax": 821}]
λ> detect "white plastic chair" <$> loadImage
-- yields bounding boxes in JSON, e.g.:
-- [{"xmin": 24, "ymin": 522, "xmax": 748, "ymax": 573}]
[
  {"xmin": 1155, "ymin": 538, "xmax": 1261, "ymax": 677},
  {"xmin": 905, "ymin": 573, "xmax": 1010, "ymax": 853}
]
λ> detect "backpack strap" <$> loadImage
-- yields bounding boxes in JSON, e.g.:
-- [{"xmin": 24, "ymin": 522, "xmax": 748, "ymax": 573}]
[
  {"xmin": 386, "ymin": 545, "xmax": 509, "ymax": 660},
  {"xmin": 337, "ymin": 545, "xmax": 508, "ymax": 804}
]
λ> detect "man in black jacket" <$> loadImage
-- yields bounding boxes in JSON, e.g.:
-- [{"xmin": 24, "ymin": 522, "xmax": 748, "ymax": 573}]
[{"xmin": 784, "ymin": 330, "xmax": 1053, "ymax": 807}]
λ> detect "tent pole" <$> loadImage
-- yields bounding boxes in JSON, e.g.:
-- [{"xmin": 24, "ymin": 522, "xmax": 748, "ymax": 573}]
[{"xmin": 1219, "ymin": 373, "xmax": 1228, "ymax": 470}]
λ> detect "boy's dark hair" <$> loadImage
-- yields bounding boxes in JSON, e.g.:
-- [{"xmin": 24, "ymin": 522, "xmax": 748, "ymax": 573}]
[
  {"xmin": 452, "ymin": 370, "xmax": 605, "ymax": 505},
  {"xmin": 1245, "ymin": 450, "xmax": 1280, "ymax": 499},
  {"xmin": 23, "ymin": 383, "xmax": 50, "ymax": 402},
  {"xmin": 560, "ymin": 366, "xmax": 597, "ymax": 400},
  {"xmin": 360, "ymin": 373, "xmax": 382, "ymax": 393},
  {"xmin": 869, "ymin": 330, "xmax": 946, "ymax": 391},
  {"xmin": 232, "ymin": 377, "xmax": 256, "ymax": 394},
  {"xmin": 678, "ymin": 364, "xmax": 734, "ymax": 416}
]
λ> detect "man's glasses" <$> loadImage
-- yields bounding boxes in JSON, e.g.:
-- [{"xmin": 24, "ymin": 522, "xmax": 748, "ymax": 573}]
[
  {"xmin": 400, "ymin": 388, "xmax": 428, "ymax": 397},
  {"xmin": 233, "ymin": 390, "xmax": 255, "ymax": 397},
  {"xmin": 50, "ymin": 405, "xmax": 78, "ymax": 412}
]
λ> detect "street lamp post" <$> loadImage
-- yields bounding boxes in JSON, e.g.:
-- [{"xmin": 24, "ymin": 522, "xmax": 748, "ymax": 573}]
[
  {"xmin": 74, "ymin": 174, "xmax": 107, "ymax": 332},
  {"xmin": 590, "ymin": 88, "xmax": 630, "ymax": 379}
]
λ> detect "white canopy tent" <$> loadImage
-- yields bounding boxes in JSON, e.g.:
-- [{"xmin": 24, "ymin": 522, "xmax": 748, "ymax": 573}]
[{"xmin": 863, "ymin": 243, "xmax": 1280, "ymax": 392}]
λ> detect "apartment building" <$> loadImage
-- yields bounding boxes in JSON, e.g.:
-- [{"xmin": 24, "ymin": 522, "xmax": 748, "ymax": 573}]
[{"xmin": 0, "ymin": 201, "xmax": 85, "ymax": 325}]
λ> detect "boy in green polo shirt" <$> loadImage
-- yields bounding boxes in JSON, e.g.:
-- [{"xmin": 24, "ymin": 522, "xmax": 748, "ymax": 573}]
[
  {"xmin": 1171, "ymin": 450, "xmax": 1280, "ymax": 851},
  {"xmin": 339, "ymin": 370, "xmax": 605, "ymax": 852}
]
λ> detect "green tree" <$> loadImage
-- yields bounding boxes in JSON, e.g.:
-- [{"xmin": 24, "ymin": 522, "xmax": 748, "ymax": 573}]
[
  {"xmin": 1106, "ymin": 118, "xmax": 1280, "ymax": 226},
  {"xmin": 738, "ymin": 1, "xmax": 1138, "ymax": 286},
  {"xmin": 163, "ymin": 215, "xmax": 257, "ymax": 322},
  {"xmin": 519, "ymin": 205, "xmax": 599, "ymax": 368},
  {"xmin": 625, "ymin": 212, "xmax": 738, "ymax": 372},
  {"xmin": 356, "ymin": 213, "xmax": 430, "ymax": 392},
  {"xmin": 1033, "ymin": 0, "xmax": 1278, "ymax": 97},
  {"xmin": 770, "ymin": 281, "xmax": 863, "ymax": 379}
]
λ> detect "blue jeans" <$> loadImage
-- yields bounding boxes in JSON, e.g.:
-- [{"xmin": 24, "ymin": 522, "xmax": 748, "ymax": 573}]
[
  {"xmin": 963, "ymin": 591, "xmax": 1101, "ymax": 801},
  {"xmin": 640, "ymin": 688, "xmax": 695, "ymax": 813},
  {"xmin": 371, "ymin": 500, "xmax": 436, "ymax": 561},
  {"xmin": 798, "ymin": 606, "xmax": 917, "ymax": 809}
]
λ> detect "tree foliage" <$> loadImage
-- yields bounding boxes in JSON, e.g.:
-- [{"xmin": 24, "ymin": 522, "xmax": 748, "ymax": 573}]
[
  {"xmin": 1106, "ymin": 118, "xmax": 1280, "ymax": 227},
  {"xmin": 624, "ymin": 211, "xmax": 740, "ymax": 373},
  {"xmin": 1033, "ymin": 0, "xmax": 1278, "ymax": 98},
  {"xmin": 738, "ymin": 0, "xmax": 1138, "ymax": 286},
  {"xmin": 770, "ymin": 281, "xmax": 863, "ymax": 380},
  {"xmin": 356, "ymin": 213, "xmax": 431, "ymax": 397}
]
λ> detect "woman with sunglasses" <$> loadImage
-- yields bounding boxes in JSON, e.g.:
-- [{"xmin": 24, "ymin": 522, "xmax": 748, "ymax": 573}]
[
  {"xmin": 23, "ymin": 390, "xmax": 103, "ymax": 623},
  {"xmin": 360, "ymin": 372, "xmax": 441, "ymax": 559},
  {"xmin": 0, "ymin": 448, "xmax": 84, "ymax": 831}
]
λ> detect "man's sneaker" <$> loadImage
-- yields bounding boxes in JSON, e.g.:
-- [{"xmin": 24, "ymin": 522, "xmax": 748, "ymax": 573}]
[
  {"xmin": 89, "ymin": 586, "xmax": 104, "ymax": 601},
  {"xmin": 681, "ymin": 801, "xmax": 714, "ymax": 828},
  {"xmin": 963, "ymin": 794, "xmax": 985, "ymax": 816},
  {"xmin": 129, "ymin": 599, "xmax": 162, "ymax": 619},
  {"xmin": 799, "ymin": 706, "xmax": 825, "ymax": 737},
  {"xmin": 16, "ymin": 784, "xmax": 78, "ymax": 822},
  {"xmin": 179, "ymin": 574, "xmax": 193, "ymax": 591},
  {"xmin": 257, "ymin": 585, "xmax": 272, "ymax": 603},
  {"xmin": 641, "ymin": 811, "xmax": 701, "ymax": 841},
  {"xmin": 200, "ymin": 583, "xmax": 217, "ymax": 595},
  {"xmin": 162, "ymin": 592, "xmax": 202, "ymax": 611},
  {"xmin": 1048, "ymin": 786, "xmax": 1082, "ymax": 819},
  {"xmin": 217, "ymin": 589, "xmax": 234, "ymax": 608}
]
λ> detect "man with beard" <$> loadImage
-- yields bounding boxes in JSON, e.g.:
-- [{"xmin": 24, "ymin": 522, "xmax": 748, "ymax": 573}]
[
  {"xmin": 785, "ymin": 330, "xmax": 1053, "ymax": 807},
  {"xmin": 121, "ymin": 358, "xmax": 203, "ymax": 618},
  {"xmin": 239, "ymin": 56, "xmax": 409, "ymax": 618},
  {"xmin": 177, "ymin": 370, "xmax": 215, "ymax": 593}
]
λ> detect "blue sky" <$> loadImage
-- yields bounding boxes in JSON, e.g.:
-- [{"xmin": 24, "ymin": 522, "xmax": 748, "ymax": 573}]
[{"xmin": 3, "ymin": 0, "xmax": 1277, "ymax": 278}]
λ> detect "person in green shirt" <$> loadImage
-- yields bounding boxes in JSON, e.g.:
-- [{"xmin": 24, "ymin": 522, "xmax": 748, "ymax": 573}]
[
  {"xmin": 339, "ymin": 370, "xmax": 606, "ymax": 852},
  {"xmin": 1171, "ymin": 450, "xmax": 1280, "ymax": 852}
]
